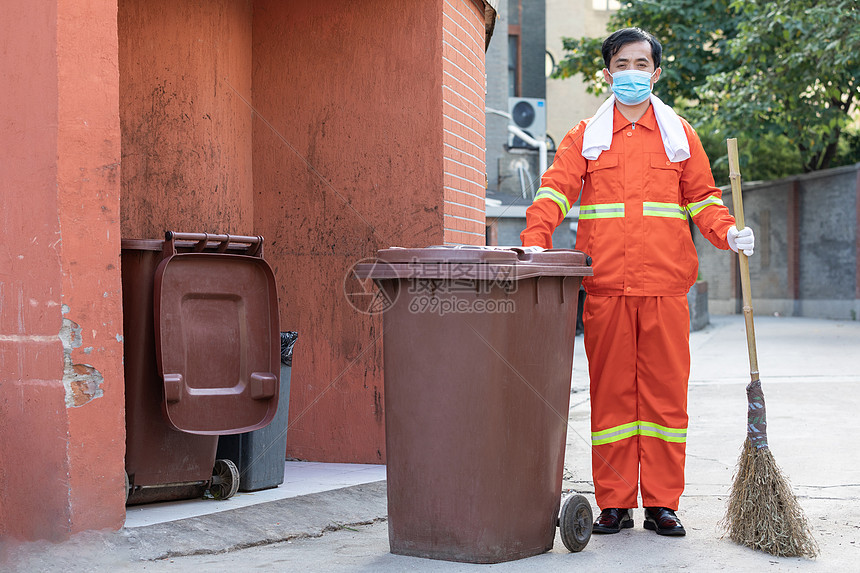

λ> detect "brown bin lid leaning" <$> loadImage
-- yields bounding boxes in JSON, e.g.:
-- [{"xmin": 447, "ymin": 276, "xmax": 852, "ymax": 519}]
[{"xmin": 123, "ymin": 232, "xmax": 281, "ymax": 436}]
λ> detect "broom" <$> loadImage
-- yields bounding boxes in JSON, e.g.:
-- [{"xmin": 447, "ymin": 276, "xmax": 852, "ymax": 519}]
[{"xmin": 720, "ymin": 138, "xmax": 819, "ymax": 558}]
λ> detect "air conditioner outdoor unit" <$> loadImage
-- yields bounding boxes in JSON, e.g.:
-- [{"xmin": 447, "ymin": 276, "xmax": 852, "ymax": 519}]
[{"xmin": 507, "ymin": 97, "xmax": 547, "ymax": 149}]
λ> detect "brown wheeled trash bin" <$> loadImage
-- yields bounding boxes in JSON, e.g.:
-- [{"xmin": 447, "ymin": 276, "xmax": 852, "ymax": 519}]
[
  {"xmin": 121, "ymin": 232, "xmax": 280, "ymax": 505},
  {"xmin": 360, "ymin": 246, "xmax": 593, "ymax": 563}
]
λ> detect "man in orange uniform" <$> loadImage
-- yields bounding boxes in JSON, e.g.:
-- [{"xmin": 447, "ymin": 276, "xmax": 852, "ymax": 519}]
[{"xmin": 521, "ymin": 28, "xmax": 755, "ymax": 536}]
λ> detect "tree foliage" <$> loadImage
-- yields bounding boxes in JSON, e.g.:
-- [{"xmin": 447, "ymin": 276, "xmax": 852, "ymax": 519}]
[{"xmin": 553, "ymin": 0, "xmax": 860, "ymax": 175}]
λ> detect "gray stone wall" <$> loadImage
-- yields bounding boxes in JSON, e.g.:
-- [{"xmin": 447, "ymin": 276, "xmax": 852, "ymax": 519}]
[
  {"xmin": 695, "ymin": 163, "xmax": 859, "ymax": 320},
  {"xmin": 493, "ymin": 215, "xmax": 576, "ymax": 248}
]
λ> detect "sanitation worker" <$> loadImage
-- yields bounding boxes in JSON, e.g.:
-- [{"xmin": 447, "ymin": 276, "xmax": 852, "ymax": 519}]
[{"xmin": 521, "ymin": 27, "xmax": 755, "ymax": 537}]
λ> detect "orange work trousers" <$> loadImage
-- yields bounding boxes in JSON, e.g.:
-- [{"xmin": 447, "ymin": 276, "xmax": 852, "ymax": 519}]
[{"xmin": 583, "ymin": 294, "xmax": 690, "ymax": 511}]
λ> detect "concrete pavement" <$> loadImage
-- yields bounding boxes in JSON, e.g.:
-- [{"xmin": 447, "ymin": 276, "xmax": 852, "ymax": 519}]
[{"xmin": 3, "ymin": 314, "xmax": 859, "ymax": 571}]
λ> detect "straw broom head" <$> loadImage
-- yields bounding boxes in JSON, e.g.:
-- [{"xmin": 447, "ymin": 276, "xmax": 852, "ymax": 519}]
[
  {"xmin": 721, "ymin": 139, "xmax": 819, "ymax": 558},
  {"xmin": 721, "ymin": 437, "xmax": 819, "ymax": 558}
]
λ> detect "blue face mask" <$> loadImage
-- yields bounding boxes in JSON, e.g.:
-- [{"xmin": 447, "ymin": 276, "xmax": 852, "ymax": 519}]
[{"xmin": 609, "ymin": 69, "xmax": 656, "ymax": 105}]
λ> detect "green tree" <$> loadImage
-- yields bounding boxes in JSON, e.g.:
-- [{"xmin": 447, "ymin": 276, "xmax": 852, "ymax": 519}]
[
  {"xmin": 555, "ymin": 1, "xmax": 741, "ymax": 106},
  {"xmin": 696, "ymin": 115, "xmax": 801, "ymax": 187},
  {"xmin": 710, "ymin": 0, "xmax": 860, "ymax": 172},
  {"xmin": 553, "ymin": 0, "xmax": 860, "ymax": 175}
]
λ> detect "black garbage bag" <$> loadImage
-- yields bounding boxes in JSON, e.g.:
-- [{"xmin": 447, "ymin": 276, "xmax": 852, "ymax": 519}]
[{"xmin": 280, "ymin": 331, "xmax": 298, "ymax": 366}]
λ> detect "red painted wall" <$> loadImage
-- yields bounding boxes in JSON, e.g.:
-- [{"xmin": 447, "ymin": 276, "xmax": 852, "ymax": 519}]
[
  {"xmin": 252, "ymin": 0, "xmax": 446, "ymax": 462},
  {"xmin": 0, "ymin": 0, "xmax": 70, "ymax": 542},
  {"xmin": 0, "ymin": 0, "xmax": 125, "ymax": 539},
  {"xmin": 253, "ymin": 0, "xmax": 488, "ymax": 462},
  {"xmin": 119, "ymin": 0, "xmax": 254, "ymax": 238},
  {"xmin": 58, "ymin": 0, "xmax": 126, "ymax": 535},
  {"xmin": 1, "ymin": 0, "xmax": 490, "ymax": 541}
]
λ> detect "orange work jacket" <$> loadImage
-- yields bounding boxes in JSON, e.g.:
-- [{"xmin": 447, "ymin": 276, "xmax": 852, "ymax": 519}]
[{"xmin": 521, "ymin": 104, "xmax": 735, "ymax": 297}]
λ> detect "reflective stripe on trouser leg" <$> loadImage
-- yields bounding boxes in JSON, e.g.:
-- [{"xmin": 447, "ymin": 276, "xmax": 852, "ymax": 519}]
[
  {"xmin": 585, "ymin": 295, "xmax": 690, "ymax": 511},
  {"xmin": 584, "ymin": 294, "xmax": 640, "ymax": 509},
  {"xmin": 637, "ymin": 295, "xmax": 690, "ymax": 511}
]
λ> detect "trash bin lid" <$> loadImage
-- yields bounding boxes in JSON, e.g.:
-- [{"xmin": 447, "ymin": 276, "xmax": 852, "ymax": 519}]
[
  {"xmin": 153, "ymin": 251, "xmax": 281, "ymax": 435},
  {"xmin": 362, "ymin": 246, "xmax": 592, "ymax": 280}
]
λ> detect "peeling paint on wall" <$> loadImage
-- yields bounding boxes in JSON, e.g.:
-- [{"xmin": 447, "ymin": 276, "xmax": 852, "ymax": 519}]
[{"xmin": 59, "ymin": 317, "xmax": 104, "ymax": 407}]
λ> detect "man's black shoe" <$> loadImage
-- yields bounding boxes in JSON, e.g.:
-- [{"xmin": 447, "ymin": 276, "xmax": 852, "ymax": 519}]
[
  {"xmin": 643, "ymin": 507, "xmax": 686, "ymax": 536},
  {"xmin": 592, "ymin": 508, "xmax": 634, "ymax": 534}
]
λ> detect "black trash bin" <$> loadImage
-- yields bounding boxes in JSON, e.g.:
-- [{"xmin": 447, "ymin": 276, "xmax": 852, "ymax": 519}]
[
  {"xmin": 121, "ymin": 232, "xmax": 281, "ymax": 504},
  {"xmin": 217, "ymin": 332, "xmax": 297, "ymax": 491}
]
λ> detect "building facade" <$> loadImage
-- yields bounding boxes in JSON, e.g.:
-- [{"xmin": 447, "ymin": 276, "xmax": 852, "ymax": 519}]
[
  {"xmin": 1, "ymin": 0, "xmax": 496, "ymax": 541},
  {"xmin": 485, "ymin": 0, "xmax": 614, "ymax": 247}
]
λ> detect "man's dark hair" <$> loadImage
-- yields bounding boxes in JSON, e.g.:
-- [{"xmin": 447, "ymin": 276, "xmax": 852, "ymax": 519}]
[{"xmin": 601, "ymin": 27, "xmax": 662, "ymax": 69}]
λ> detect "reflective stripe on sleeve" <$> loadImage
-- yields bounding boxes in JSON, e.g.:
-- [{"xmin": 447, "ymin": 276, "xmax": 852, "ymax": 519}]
[
  {"xmin": 643, "ymin": 202, "xmax": 687, "ymax": 220},
  {"xmin": 533, "ymin": 187, "xmax": 571, "ymax": 218},
  {"xmin": 591, "ymin": 420, "xmax": 687, "ymax": 445},
  {"xmin": 686, "ymin": 195, "xmax": 724, "ymax": 217},
  {"xmin": 579, "ymin": 203, "xmax": 625, "ymax": 220}
]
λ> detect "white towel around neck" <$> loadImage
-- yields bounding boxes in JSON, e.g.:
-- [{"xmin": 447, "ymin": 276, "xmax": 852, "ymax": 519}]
[{"xmin": 581, "ymin": 94, "xmax": 690, "ymax": 163}]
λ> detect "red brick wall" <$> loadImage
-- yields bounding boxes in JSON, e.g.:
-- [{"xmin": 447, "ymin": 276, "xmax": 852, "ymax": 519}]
[{"xmin": 442, "ymin": 0, "xmax": 487, "ymax": 245}]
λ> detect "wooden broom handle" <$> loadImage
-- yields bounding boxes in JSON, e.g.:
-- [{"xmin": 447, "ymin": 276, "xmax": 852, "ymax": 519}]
[{"xmin": 726, "ymin": 138, "xmax": 760, "ymax": 382}]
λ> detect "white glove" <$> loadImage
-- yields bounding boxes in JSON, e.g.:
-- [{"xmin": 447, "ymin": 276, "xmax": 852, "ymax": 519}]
[{"xmin": 727, "ymin": 225, "xmax": 755, "ymax": 256}]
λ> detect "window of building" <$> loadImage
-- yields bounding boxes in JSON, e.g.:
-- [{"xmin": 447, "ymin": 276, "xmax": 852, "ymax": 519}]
[
  {"xmin": 508, "ymin": 35, "xmax": 519, "ymax": 97},
  {"xmin": 508, "ymin": 0, "xmax": 522, "ymax": 97}
]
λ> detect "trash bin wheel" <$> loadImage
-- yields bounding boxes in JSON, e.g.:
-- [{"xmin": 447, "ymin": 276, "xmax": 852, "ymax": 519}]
[
  {"xmin": 210, "ymin": 459, "xmax": 240, "ymax": 500},
  {"xmin": 559, "ymin": 494, "xmax": 593, "ymax": 553}
]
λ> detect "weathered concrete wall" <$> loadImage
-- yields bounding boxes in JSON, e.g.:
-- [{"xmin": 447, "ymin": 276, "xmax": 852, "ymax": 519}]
[
  {"xmin": 696, "ymin": 164, "xmax": 860, "ymax": 320},
  {"xmin": 119, "ymin": 0, "xmax": 254, "ymax": 238},
  {"xmin": 1, "ymin": 0, "xmax": 125, "ymax": 540}
]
